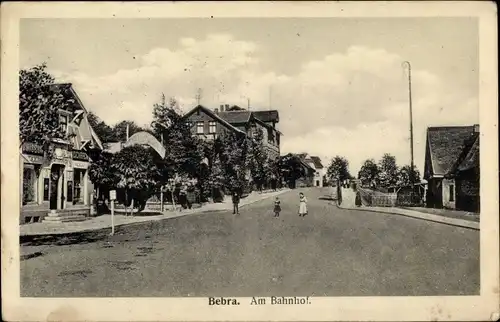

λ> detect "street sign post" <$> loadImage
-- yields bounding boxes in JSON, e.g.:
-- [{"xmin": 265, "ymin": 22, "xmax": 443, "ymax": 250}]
[{"xmin": 109, "ymin": 190, "xmax": 117, "ymax": 235}]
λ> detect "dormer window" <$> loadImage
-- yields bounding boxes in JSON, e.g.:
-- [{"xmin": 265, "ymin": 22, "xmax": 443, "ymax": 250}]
[{"xmin": 59, "ymin": 114, "xmax": 68, "ymax": 133}]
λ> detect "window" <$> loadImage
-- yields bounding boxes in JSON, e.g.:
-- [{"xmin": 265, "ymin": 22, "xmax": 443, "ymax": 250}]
[
  {"xmin": 59, "ymin": 114, "xmax": 68, "ymax": 133},
  {"xmin": 449, "ymin": 184, "xmax": 455, "ymax": 202},
  {"xmin": 196, "ymin": 122, "xmax": 204, "ymax": 134},
  {"xmin": 22, "ymin": 166, "xmax": 37, "ymax": 204},
  {"xmin": 43, "ymin": 178, "xmax": 50, "ymax": 201},
  {"xmin": 185, "ymin": 122, "xmax": 192, "ymax": 128},
  {"xmin": 73, "ymin": 169, "xmax": 85, "ymax": 204},
  {"xmin": 209, "ymin": 121, "xmax": 217, "ymax": 134}
]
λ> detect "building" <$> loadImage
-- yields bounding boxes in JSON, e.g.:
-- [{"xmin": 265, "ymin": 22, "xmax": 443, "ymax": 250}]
[
  {"xmin": 183, "ymin": 104, "xmax": 281, "ymax": 160},
  {"xmin": 294, "ymin": 158, "xmax": 316, "ymax": 188},
  {"xmin": 20, "ymin": 83, "xmax": 104, "ymax": 224},
  {"xmin": 445, "ymin": 130, "xmax": 480, "ymax": 212},
  {"xmin": 423, "ymin": 124, "xmax": 480, "ymax": 211},
  {"xmin": 297, "ymin": 154, "xmax": 325, "ymax": 187}
]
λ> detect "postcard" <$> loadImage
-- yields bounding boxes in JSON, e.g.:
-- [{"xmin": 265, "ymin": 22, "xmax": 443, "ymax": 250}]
[{"xmin": 1, "ymin": 1, "xmax": 498, "ymax": 321}]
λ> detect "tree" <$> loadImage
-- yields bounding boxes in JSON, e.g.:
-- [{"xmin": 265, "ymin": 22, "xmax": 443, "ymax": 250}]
[
  {"xmin": 111, "ymin": 145, "xmax": 160, "ymax": 214},
  {"xmin": 279, "ymin": 153, "xmax": 306, "ymax": 188},
  {"xmin": 358, "ymin": 159, "xmax": 380, "ymax": 188},
  {"xmin": 19, "ymin": 63, "xmax": 73, "ymax": 156},
  {"xmin": 151, "ymin": 95, "xmax": 203, "ymax": 183},
  {"xmin": 378, "ymin": 153, "xmax": 398, "ymax": 188},
  {"xmin": 246, "ymin": 127, "xmax": 269, "ymax": 191},
  {"xmin": 397, "ymin": 165, "xmax": 421, "ymax": 186},
  {"xmin": 112, "ymin": 120, "xmax": 145, "ymax": 142},
  {"xmin": 88, "ymin": 151, "xmax": 117, "ymax": 197},
  {"xmin": 326, "ymin": 156, "xmax": 351, "ymax": 184},
  {"xmin": 219, "ymin": 131, "xmax": 250, "ymax": 194},
  {"xmin": 87, "ymin": 111, "xmax": 117, "ymax": 143}
]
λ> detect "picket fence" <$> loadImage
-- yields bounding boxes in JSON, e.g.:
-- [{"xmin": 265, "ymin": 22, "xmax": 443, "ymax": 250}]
[{"xmin": 357, "ymin": 187, "xmax": 397, "ymax": 207}]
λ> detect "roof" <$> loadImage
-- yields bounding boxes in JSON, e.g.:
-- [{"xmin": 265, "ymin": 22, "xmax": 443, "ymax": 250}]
[
  {"xmin": 218, "ymin": 111, "xmax": 252, "ymax": 124},
  {"xmin": 42, "ymin": 83, "xmax": 104, "ymax": 151},
  {"xmin": 310, "ymin": 156, "xmax": 324, "ymax": 169},
  {"xmin": 426, "ymin": 126, "xmax": 476, "ymax": 176},
  {"xmin": 457, "ymin": 135, "xmax": 479, "ymax": 172},
  {"xmin": 183, "ymin": 105, "xmax": 246, "ymax": 135},
  {"xmin": 447, "ymin": 133, "xmax": 479, "ymax": 176},
  {"xmin": 252, "ymin": 110, "xmax": 279, "ymax": 123}
]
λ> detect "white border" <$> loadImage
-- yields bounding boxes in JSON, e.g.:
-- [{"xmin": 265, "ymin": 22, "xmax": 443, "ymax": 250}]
[{"xmin": 1, "ymin": 2, "xmax": 498, "ymax": 321}]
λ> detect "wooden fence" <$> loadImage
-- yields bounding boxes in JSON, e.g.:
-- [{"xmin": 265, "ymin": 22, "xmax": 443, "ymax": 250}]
[{"xmin": 357, "ymin": 187, "xmax": 397, "ymax": 207}]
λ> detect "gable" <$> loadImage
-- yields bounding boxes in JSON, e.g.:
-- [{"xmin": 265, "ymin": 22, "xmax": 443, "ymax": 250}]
[
  {"xmin": 310, "ymin": 156, "xmax": 324, "ymax": 169},
  {"xmin": 183, "ymin": 105, "xmax": 245, "ymax": 134}
]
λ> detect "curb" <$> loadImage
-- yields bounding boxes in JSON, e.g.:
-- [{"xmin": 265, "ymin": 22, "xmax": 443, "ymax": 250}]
[
  {"xmin": 20, "ymin": 251, "xmax": 44, "ymax": 261},
  {"xmin": 336, "ymin": 204, "xmax": 480, "ymax": 231},
  {"xmin": 20, "ymin": 189, "xmax": 291, "ymax": 238}
]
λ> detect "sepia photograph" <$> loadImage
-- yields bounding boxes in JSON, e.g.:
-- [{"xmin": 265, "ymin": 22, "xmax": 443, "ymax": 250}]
[{"xmin": 2, "ymin": 2, "xmax": 498, "ymax": 321}]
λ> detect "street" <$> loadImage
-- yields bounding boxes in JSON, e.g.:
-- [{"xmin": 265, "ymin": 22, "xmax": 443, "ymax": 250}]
[{"xmin": 21, "ymin": 187, "xmax": 479, "ymax": 297}]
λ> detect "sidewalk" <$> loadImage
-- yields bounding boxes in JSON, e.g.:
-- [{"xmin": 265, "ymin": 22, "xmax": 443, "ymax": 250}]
[
  {"xmin": 20, "ymin": 189, "xmax": 290, "ymax": 237},
  {"xmin": 338, "ymin": 188, "xmax": 479, "ymax": 231}
]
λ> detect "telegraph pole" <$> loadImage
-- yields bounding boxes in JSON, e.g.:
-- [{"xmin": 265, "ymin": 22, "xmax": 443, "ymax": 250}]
[{"xmin": 402, "ymin": 61, "xmax": 415, "ymax": 184}]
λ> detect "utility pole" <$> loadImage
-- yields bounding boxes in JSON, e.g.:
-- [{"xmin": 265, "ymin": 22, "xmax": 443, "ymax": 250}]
[
  {"xmin": 247, "ymin": 98, "xmax": 250, "ymax": 110},
  {"xmin": 402, "ymin": 61, "xmax": 415, "ymax": 185}
]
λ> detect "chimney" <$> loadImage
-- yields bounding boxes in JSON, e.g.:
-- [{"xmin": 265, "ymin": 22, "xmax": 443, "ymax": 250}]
[
  {"xmin": 225, "ymin": 104, "xmax": 230, "ymax": 110},
  {"xmin": 214, "ymin": 108, "xmax": 219, "ymax": 114},
  {"xmin": 473, "ymin": 124, "xmax": 479, "ymax": 133},
  {"xmin": 220, "ymin": 104, "xmax": 225, "ymax": 112}
]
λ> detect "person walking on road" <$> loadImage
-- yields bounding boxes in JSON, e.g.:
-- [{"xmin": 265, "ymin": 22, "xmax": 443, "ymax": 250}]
[
  {"xmin": 273, "ymin": 196, "xmax": 281, "ymax": 217},
  {"xmin": 298, "ymin": 192, "xmax": 308, "ymax": 217},
  {"xmin": 232, "ymin": 190, "xmax": 240, "ymax": 215}
]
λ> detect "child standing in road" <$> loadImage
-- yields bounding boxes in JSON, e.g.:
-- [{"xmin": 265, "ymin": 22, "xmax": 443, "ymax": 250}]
[
  {"xmin": 298, "ymin": 192, "xmax": 308, "ymax": 217},
  {"xmin": 273, "ymin": 196, "xmax": 281, "ymax": 217}
]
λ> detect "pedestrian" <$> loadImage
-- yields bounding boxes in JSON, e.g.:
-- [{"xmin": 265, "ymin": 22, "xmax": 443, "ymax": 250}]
[
  {"xmin": 273, "ymin": 196, "xmax": 281, "ymax": 217},
  {"xmin": 298, "ymin": 192, "xmax": 308, "ymax": 217},
  {"xmin": 232, "ymin": 190, "xmax": 240, "ymax": 215}
]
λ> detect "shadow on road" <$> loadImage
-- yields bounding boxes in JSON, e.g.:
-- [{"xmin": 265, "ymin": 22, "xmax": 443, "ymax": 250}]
[{"xmin": 20, "ymin": 229, "xmax": 111, "ymax": 247}]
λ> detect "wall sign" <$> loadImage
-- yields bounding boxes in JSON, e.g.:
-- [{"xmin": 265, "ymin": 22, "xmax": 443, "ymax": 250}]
[
  {"xmin": 23, "ymin": 154, "xmax": 44, "ymax": 164},
  {"xmin": 21, "ymin": 143, "xmax": 44, "ymax": 155},
  {"xmin": 72, "ymin": 150, "xmax": 89, "ymax": 161},
  {"xmin": 73, "ymin": 162, "xmax": 89, "ymax": 169}
]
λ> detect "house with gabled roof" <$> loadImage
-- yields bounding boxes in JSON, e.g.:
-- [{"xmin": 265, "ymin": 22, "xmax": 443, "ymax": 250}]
[
  {"xmin": 445, "ymin": 129, "xmax": 480, "ymax": 212},
  {"xmin": 423, "ymin": 124, "xmax": 480, "ymax": 211},
  {"xmin": 20, "ymin": 83, "xmax": 104, "ymax": 224},
  {"xmin": 183, "ymin": 104, "xmax": 281, "ymax": 160},
  {"xmin": 296, "ymin": 153, "xmax": 326, "ymax": 187}
]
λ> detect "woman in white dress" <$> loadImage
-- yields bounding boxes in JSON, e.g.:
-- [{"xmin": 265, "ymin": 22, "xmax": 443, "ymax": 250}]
[{"xmin": 298, "ymin": 192, "xmax": 308, "ymax": 217}]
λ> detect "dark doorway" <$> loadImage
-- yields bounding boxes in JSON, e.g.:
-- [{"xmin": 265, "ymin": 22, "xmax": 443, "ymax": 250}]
[{"xmin": 49, "ymin": 165, "xmax": 63, "ymax": 210}]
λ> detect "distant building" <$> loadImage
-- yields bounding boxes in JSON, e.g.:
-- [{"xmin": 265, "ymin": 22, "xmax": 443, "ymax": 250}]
[
  {"xmin": 423, "ymin": 124, "xmax": 480, "ymax": 212},
  {"xmin": 297, "ymin": 153, "xmax": 325, "ymax": 187},
  {"xmin": 183, "ymin": 104, "xmax": 281, "ymax": 160},
  {"xmin": 20, "ymin": 83, "xmax": 104, "ymax": 224}
]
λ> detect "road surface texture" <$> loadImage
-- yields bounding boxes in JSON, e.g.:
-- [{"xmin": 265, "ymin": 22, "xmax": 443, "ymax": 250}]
[{"xmin": 21, "ymin": 187, "xmax": 479, "ymax": 297}]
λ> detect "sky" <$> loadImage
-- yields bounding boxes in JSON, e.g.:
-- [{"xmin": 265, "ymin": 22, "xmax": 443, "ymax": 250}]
[{"xmin": 20, "ymin": 18, "xmax": 479, "ymax": 175}]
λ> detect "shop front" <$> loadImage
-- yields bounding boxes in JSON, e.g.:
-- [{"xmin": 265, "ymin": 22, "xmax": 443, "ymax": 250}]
[{"xmin": 20, "ymin": 142, "xmax": 93, "ymax": 224}]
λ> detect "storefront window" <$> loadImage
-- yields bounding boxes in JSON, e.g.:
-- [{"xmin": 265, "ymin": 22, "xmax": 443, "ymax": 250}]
[
  {"xmin": 73, "ymin": 169, "xmax": 85, "ymax": 204},
  {"xmin": 22, "ymin": 166, "xmax": 37, "ymax": 204}
]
